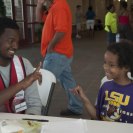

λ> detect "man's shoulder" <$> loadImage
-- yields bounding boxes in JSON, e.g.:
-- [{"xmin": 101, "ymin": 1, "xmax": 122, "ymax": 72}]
[
  {"xmin": 14, "ymin": 55, "xmax": 29, "ymax": 62},
  {"xmin": 14, "ymin": 55, "xmax": 31, "ymax": 67},
  {"xmin": 52, "ymin": 0, "xmax": 68, "ymax": 10},
  {"xmin": 106, "ymin": 12, "xmax": 111, "ymax": 17}
]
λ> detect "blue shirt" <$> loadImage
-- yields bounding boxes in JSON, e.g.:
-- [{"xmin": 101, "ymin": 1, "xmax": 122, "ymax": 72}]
[{"xmin": 86, "ymin": 11, "xmax": 95, "ymax": 20}]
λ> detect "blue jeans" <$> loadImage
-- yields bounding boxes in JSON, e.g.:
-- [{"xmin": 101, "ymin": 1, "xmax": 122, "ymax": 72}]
[
  {"xmin": 43, "ymin": 53, "xmax": 83, "ymax": 114},
  {"xmin": 107, "ymin": 32, "xmax": 116, "ymax": 44}
]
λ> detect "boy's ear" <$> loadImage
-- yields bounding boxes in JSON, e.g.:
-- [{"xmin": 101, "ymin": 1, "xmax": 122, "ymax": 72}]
[{"xmin": 125, "ymin": 66, "xmax": 130, "ymax": 72}]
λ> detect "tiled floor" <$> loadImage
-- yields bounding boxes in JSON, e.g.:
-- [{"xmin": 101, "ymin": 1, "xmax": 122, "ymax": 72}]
[{"xmin": 17, "ymin": 30, "xmax": 107, "ymax": 119}]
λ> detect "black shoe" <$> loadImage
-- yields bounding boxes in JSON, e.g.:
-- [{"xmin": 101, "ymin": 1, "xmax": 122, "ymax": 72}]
[{"xmin": 60, "ymin": 109, "xmax": 82, "ymax": 116}]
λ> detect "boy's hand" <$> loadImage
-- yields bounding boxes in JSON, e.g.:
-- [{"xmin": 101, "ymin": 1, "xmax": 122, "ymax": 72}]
[
  {"xmin": 70, "ymin": 85, "xmax": 87, "ymax": 101},
  {"xmin": 71, "ymin": 85, "xmax": 83, "ymax": 95}
]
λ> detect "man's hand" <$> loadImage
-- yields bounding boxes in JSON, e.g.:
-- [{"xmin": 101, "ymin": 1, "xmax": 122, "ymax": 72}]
[
  {"xmin": 20, "ymin": 62, "xmax": 42, "ymax": 89},
  {"xmin": 37, "ymin": 0, "xmax": 46, "ymax": 4},
  {"xmin": 47, "ymin": 32, "xmax": 65, "ymax": 53},
  {"xmin": 33, "ymin": 62, "xmax": 42, "ymax": 85},
  {"xmin": 47, "ymin": 44, "xmax": 54, "ymax": 53}
]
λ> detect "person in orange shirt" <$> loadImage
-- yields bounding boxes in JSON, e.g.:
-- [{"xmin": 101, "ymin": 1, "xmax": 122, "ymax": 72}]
[{"xmin": 36, "ymin": 0, "xmax": 83, "ymax": 116}]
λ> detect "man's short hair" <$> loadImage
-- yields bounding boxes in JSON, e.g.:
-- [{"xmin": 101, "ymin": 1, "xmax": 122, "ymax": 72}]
[
  {"xmin": 0, "ymin": 17, "xmax": 19, "ymax": 37},
  {"xmin": 107, "ymin": 4, "xmax": 114, "ymax": 11}
]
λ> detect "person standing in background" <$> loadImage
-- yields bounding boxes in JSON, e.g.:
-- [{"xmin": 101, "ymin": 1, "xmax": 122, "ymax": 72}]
[
  {"xmin": 36, "ymin": 0, "xmax": 83, "ymax": 116},
  {"xmin": 104, "ymin": 4, "xmax": 117, "ymax": 45},
  {"xmin": 75, "ymin": 5, "xmax": 83, "ymax": 39},
  {"xmin": 86, "ymin": 6, "xmax": 96, "ymax": 38},
  {"xmin": 118, "ymin": 1, "xmax": 131, "ymax": 40}
]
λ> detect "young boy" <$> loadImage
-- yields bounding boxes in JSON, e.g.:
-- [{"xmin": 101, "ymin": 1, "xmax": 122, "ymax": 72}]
[
  {"xmin": 73, "ymin": 42, "xmax": 133, "ymax": 123},
  {"xmin": 0, "ymin": 17, "xmax": 42, "ymax": 115}
]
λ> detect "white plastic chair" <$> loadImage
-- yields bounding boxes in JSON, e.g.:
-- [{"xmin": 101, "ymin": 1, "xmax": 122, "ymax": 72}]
[
  {"xmin": 100, "ymin": 76, "xmax": 112, "ymax": 86},
  {"xmin": 34, "ymin": 68, "xmax": 56, "ymax": 115}
]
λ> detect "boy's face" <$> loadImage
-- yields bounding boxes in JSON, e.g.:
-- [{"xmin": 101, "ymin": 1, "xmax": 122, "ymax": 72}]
[
  {"xmin": 103, "ymin": 51, "xmax": 129, "ymax": 83},
  {"xmin": 0, "ymin": 28, "xmax": 19, "ymax": 60}
]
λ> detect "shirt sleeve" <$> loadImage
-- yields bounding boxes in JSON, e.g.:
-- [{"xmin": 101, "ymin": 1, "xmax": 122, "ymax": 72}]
[
  {"xmin": 105, "ymin": 13, "xmax": 111, "ymax": 26},
  {"xmin": 53, "ymin": 8, "xmax": 68, "ymax": 32},
  {"xmin": 22, "ymin": 58, "xmax": 42, "ymax": 115}
]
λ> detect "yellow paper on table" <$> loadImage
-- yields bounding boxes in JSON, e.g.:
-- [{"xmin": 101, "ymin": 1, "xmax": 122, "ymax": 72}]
[{"xmin": 0, "ymin": 120, "xmax": 42, "ymax": 133}]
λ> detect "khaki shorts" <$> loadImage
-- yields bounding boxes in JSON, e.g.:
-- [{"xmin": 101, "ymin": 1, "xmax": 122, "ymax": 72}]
[
  {"xmin": 86, "ymin": 20, "xmax": 95, "ymax": 30},
  {"xmin": 76, "ymin": 23, "xmax": 81, "ymax": 30}
]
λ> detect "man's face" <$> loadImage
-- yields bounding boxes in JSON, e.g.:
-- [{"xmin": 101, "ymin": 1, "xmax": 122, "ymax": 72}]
[
  {"xmin": 111, "ymin": 6, "xmax": 115, "ymax": 13},
  {"xmin": 0, "ymin": 28, "xmax": 19, "ymax": 61},
  {"xmin": 44, "ymin": 0, "xmax": 53, "ymax": 9}
]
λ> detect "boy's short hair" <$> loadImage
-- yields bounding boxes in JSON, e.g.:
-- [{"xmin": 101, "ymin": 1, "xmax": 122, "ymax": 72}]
[
  {"xmin": 0, "ymin": 17, "xmax": 19, "ymax": 37},
  {"xmin": 107, "ymin": 42, "xmax": 133, "ymax": 76}
]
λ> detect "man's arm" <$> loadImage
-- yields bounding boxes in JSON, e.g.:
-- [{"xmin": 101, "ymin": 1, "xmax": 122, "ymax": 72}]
[
  {"xmin": 107, "ymin": 25, "xmax": 112, "ymax": 33},
  {"xmin": 0, "ymin": 62, "xmax": 42, "ymax": 106},
  {"xmin": 36, "ymin": 0, "xmax": 46, "ymax": 22},
  {"xmin": 23, "ymin": 59, "xmax": 42, "ymax": 115},
  {"xmin": 47, "ymin": 32, "xmax": 65, "ymax": 53}
]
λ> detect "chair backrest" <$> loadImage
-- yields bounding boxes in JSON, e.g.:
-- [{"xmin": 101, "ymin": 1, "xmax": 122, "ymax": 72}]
[
  {"xmin": 34, "ymin": 68, "xmax": 56, "ymax": 115},
  {"xmin": 100, "ymin": 76, "xmax": 112, "ymax": 86}
]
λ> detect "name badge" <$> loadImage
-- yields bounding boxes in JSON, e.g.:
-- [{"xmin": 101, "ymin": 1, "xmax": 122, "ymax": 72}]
[
  {"xmin": 12, "ymin": 99, "xmax": 27, "ymax": 113},
  {"xmin": 14, "ymin": 101, "xmax": 27, "ymax": 113},
  {"xmin": 15, "ymin": 90, "xmax": 24, "ymax": 99}
]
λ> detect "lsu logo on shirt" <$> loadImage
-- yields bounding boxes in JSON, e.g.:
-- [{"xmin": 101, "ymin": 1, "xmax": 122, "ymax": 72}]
[
  {"xmin": 105, "ymin": 91, "xmax": 130, "ymax": 106},
  {"xmin": 100, "ymin": 91, "xmax": 130, "ymax": 121}
]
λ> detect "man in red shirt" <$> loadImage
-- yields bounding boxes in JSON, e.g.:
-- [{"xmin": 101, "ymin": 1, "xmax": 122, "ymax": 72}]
[{"xmin": 36, "ymin": 0, "xmax": 83, "ymax": 116}]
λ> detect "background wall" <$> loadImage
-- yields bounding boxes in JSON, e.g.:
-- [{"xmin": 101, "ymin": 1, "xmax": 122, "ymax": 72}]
[
  {"xmin": 67, "ymin": 0, "xmax": 82, "ymax": 24},
  {"xmin": 67, "ymin": 0, "xmax": 133, "ymax": 26}
]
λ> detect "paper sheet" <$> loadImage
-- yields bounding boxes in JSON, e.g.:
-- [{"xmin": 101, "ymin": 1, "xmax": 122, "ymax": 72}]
[{"xmin": 41, "ymin": 119, "xmax": 88, "ymax": 133}]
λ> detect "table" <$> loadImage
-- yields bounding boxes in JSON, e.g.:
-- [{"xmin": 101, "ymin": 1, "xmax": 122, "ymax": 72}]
[{"xmin": 0, "ymin": 113, "xmax": 133, "ymax": 133}]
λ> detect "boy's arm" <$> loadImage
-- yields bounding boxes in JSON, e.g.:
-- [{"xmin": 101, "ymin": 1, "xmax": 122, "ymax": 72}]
[
  {"xmin": 72, "ymin": 86, "xmax": 97, "ymax": 119},
  {"xmin": 82, "ymin": 96, "xmax": 97, "ymax": 120}
]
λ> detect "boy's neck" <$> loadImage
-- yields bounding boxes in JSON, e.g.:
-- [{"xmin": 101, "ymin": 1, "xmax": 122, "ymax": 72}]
[{"xmin": 115, "ymin": 78, "xmax": 132, "ymax": 86}]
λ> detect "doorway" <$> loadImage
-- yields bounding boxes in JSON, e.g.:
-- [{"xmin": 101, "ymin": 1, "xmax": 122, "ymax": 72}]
[{"xmin": 4, "ymin": 0, "xmax": 40, "ymax": 46}]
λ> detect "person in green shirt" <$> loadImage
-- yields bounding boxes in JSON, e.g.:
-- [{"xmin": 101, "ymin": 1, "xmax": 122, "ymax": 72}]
[{"xmin": 105, "ymin": 4, "xmax": 117, "ymax": 45}]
